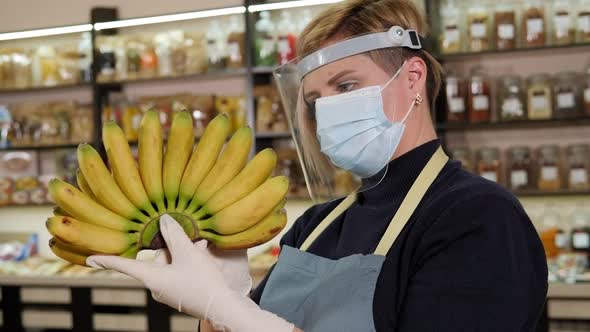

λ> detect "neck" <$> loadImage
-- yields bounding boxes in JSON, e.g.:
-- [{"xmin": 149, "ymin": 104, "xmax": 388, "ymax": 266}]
[{"xmin": 391, "ymin": 106, "xmax": 437, "ymax": 160}]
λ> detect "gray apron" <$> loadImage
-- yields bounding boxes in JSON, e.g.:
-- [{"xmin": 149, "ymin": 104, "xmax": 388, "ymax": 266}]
[{"xmin": 260, "ymin": 147, "xmax": 448, "ymax": 331}]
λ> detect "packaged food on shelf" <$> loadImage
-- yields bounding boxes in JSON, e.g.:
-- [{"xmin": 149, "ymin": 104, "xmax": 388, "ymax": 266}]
[
  {"xmin": 578, "ymin": 0, "xmax": 590, "ymax": 43},
  {"xmin": 467, "ymin": 4, "xmax": 490, "ymax": 52},
  {"xmin": 552, "ymin": 0, "xmax": 575, "ymax": 45},
  {"xmin": 277, "ymin": 11, "xmax": 297, "ymax": 65},
  {"xmin": 571, "ymin": 206, "xmax": 590, "ymax": 258},
  {"xmin": 255, "ymin": 11, "xmax": 277, "ymax": 66},
  {"xmin": 0, "ymin": 177, "xmax": 14, "ymax": 206},
  {"xmin": 566, "ymin": 144, "xmax": 589, "ymax": 190},
  {"xmin": 537, "ymin": 145, "xmax": 562, "ymax": 191},
  {"xmin": 57, "ymin": 49, "xmax": 82, "ymax": 85},
  {"xmin": 139, "ymin": 38, "xmax": 158, "ymax": 78},
  {"xmin": 255, "ymin": 85, "xmax": 289, "ymax": 134},
  {"xmin": 215, "ymin": 95, "xmax": 247, "ymax": 133},
  {"xmin": 154, "ymin": 33, "xmax": 172, "ymax": 77},
  {"xmin": 467, "ymin": 69, "xmax": 491, "ymax": 123},
  {"xmin": 184, "ymin": 32, "xmax": 208, "ymax": 74},
  {"xmin": 445, "ymin": 72, "xmax": 467, "ymax": 122},
  {"xmin": 440, "ymin": 0, "xmax": 462, "ymax": 54},
  {"xmin": 226, "ymin": 16, "xmax": 246, "ymax": 69},
  {"xmin": 0, "ymin": 106, "xmax": 11, "ymax": 148},
  {"xmin": 273, "ymin": 140, "xmax": 308, "ymax": 198},
  {"xmin": 553, "ymin": 71, "xmax": 581, "ymax": 119},
  {"xmin": 507, "ymin": 147, "xmax": 534, "ymax": 190},
  {"xmin": 170, "ymin": 30, "xmax": 188, "ymax": 75},
  {"xmin": 477, "ymin": 147, "xmax": 500, "ymax": 183},
  {"xmin": 583, "ymin": 63, "xmax": 590, "ymax": 115},
  {"xmin": 0, "ymin": 48, "xmax": 32, "ymax": 89},
  {"xmin": 499, "ymin": 75, "xmax": 526, "ymax": 121},
  {"xmin": 449, "ymin": 147, "xmax": 472, "ymax": 172},
  {"xmin": 126, "ymin": 37, "xmax": 143, "ymax": 80},
  {"xmin": 540, "ymin": 210, "xmax": 566, "ymax": 259},
  {"xmin": 206, "ymin": 20, "xmax": 226, "ymax": 71},
  {"xmin": 96, "ymin": 37, "xmax": 116, "ymax": 82},
  {"xmin": 494, "ymin": 4, "xmax": 517, "ymax": 50},
  {"xmin": 527, "ymin": 73, "xmax": 553, "ymax": 120},
  {"xmin": 78, "ymin": 32, "xmax": 93, "ymax": 82},
  {"xmin": 114, "ymin": 37, "xmax": 128, "ymax": 80},
  {"xmin": 522, "ymin": 0, "xmax": 546, "ymax": 48}
]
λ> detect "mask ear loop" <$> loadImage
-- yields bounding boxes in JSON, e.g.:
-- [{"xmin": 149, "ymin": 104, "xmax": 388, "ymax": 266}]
[{"xmin": 381, "ymin": 61, "xmax": 407, "ymax": 122}]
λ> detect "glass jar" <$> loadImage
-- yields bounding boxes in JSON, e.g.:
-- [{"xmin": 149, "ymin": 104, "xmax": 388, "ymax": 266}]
[
  {"xmin": 10, "ymin": 49, "xmax": 32, "ymax": 89},
  {"xmin": 169, "ymin": 30, "xmax": 187, "ymax": 75},
  {"xmin": 140, "ymin": 40, "xmax": 158, "ymax": 78},
  {"xmin": 577, "ymin": 0, "xmax": 590, "ymax": 43},
  {"xmin": 276, "ymin": 11, "xmax": 297, "ymax": 65},
  {"xmin": 494, "ymin": 4, "xmax": 517, "ymax": 50},
  {"xmin": 571, "ymin": 206, "xmax": 590, "ymax": 257},
  {"xmin": 553, "ymin": 0, "xmax": 575, "ymax": 45},
  {"xmin": 37, "ymin": 45, "xmax": 59, "ymax": 86},
  {"xmin": 126, "ymin": 38, "xmax": 143, "ymax": 80},
  {"xmin": 499, "ymin": 75, "xmax": 526, "ymax": 121},
  {"xmin": 255, "ymin": 11, "xmax": 277, "ymax": 66},
  {"xmin": 226, "ymin": 16, "xmax": 246, "ymax": 69},
  {"xmin": 540, "ymin": 210, "xmax": 566, "ymax": 259},
  {"xmin": 206, "ymin": 20, "xmax": 226, "ymax": 71},
  {"xmin": 522, "ymin": 0, "xmax": 546, "ymax": 47},
  {"xmin": 154, "ymin": 33, "xmax": 172, "ymax": 77},
  {"xmin": 567, "ymin": 144, "xmax": 589, "ymax": 190},
  {"xmin": 467, "ymin": 5, "xmax": 490, "ymax": 52},
  {"xmin": 537, "ymin": 145, "xmax": 562, "ymax": 191},
  {"xmin": 440, "ymin": 0, "xmax": 462, "ymax": 54},
  {"xmin": 507, "ymin": 147, "xmax": 534, "ymax": 190},
  {"xmin": 445, "ymin": 72, "xmax": 467, "ymax": 122},
  {"xmin": 450, "ymin": 147, "xmax": 472, "ymax": 172},
  {"xmin": 553, "ymin": 72, "xmax": 581, "ymax": 119},
  {"xmin": 584, "ymin": 64, "xmax": 590, "ymax": 115},
  {"xmin": 477, "ymin": 147, "xmax": 500, "ymax": 183},
  {"xmin": 467, "ymin": 71, "xmax": 491, "ymax": 123},
  {"xmin": 527, "ymin": 74, "xmax": 553, "ymax": 120}
]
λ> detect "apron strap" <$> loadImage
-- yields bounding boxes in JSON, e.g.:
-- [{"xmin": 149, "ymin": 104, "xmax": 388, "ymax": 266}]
[
  {"xmin": 300, "ymin": 192, "xmax": 357, "ymax": 252},
  {"xmin": 373, "ymin": 147, "xmax": 448, "ymax": 256}
]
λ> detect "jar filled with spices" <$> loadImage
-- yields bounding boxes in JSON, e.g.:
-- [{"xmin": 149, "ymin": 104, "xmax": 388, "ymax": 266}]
[
  {"xmin": 226, "ymin": 16, "xmax": 246, "ymax": 69},
  {"xmin": 37, "ymin": 45, "xmax": 59, "ymax": 86},
  {"xmin": 522, "ymin": 0, "xmax": 546, "ymax": 48},
  {"xmin": 467, "ymin": 5, "xmax": 490, "ymax": 52},
  {"xmin": 571, "ymin": 206, "xmax": 590, "ymax": 258},
  {"xmin": 450, "ymin": 147, "xmax": 472, "ymax": 172},
  {"xmin": 527, "ymin": 74, "xmax": 553, "ymax": 120},
  {"xmin": 494, "ymin": 3, "xmax": 517, "ymax": 50},
  {"xmin": 552, "ymin": 0, "xmax": 575, "ymax": 45},
  {"xmin": 537, "ymin": 145, "xmax": 562, "ymax": 191},
  {"xmin": 507, "ymin": 147, "xmax": 534, "ymax": 190},
  {"xmin": 467, "ymin": 70, "xmax": 491, "ymax": 123},
  {"xmin": 477, "ymin": 147, "xmax": 501, "ymax": 183},
  {"xmin": 540, "ymin": 210, "xmax": 566, "ymax": 259},
  {"xmin": 169, "ymin": 30, "xmax": 187, "ymax": 75},
  {"xmin": 445, "ymin": 72, "xmax": 467, "ymax": 122},
  {"xmin": 553, "ymin": 72, "xmax": 581, "ymax": 119},
  {"xmin": 583, "ymin": 64, "xmax": 590, "ymax": 115},
  {"xmin": 440, "ymin": 0, "xmax": 462, "ymax": 54},
  {"xmin": 577, "ymin": 0, "xmax": 590, "ymax": 43},
  {"xmin": 126, "ymin": 38, "xmax": 143, "ymax": 80},
  {"xmin": 567, "ymin": 144, "xmax": 589, "ymax": 190},
  {"xmin": 140, "ymin": 39, "xmax": 158, "ymax": 78},
  {"xmin": 499, "ymin": 75, "xmax": 526, "ymax": 121}
]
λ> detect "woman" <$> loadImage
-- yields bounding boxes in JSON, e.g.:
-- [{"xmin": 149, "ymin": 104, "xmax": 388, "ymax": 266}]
[{"xmin": 87, "ymin": 1, "xmax": 548, "ymax": 331}]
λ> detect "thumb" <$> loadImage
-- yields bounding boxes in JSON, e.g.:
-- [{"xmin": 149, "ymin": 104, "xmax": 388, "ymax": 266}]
[
  {"xmin": 160, "ymin": 214, "xmax": 194, "ymax": 261},
  {"xmin": 86, "ymin": 255, "xmax": 157, "ymax": 283}
]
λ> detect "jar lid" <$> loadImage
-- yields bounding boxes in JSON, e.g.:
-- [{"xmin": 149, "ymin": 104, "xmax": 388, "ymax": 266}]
[
  {"xmin": 479, "ymin": 147, "xmax": 499, "ymax": 160},
  {"xmin": 528, "ymin": 73, "xmax": 550, "ymax": 82},
  {"xmin": 510, "ymin": 146, "xmax": 531, "ymax": 159},
  {"xmin": 567, "ymin": 144, "xmax": 589, "ymax": 155},
  {"xmin": 538, "ymin": 145, "xmax": 560, "ymax": 159}
]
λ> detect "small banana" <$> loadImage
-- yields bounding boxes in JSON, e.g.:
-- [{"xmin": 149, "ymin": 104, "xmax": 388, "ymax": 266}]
[
  {"xmin": 52, "ymin": 206, "xmax": 69, "ymax": 217},
  {"xmin": 75, "ymin": 169, "xmax": 98, "ymax": 202},
  {"xmin": 163, "ymin": 111, "xmax": 194, "ymax": 211},
  {"xmin": 185, "ymin": 126, "xmax": 253, "ymax": 214},
  {"xmin": 138, "ymin": 110, "xmax": 166, "ymax": 213},
  {"xmin": 192, "ymin": 148, "xmax": 277, "ymax": 220},
  {"xmin": 48, "ymin": 179, "xmax": 141, "ymax": 232},
  {"xmin": 197, "ymin": 176, "xmax": 289, "ymax": 235},
  {"xmin": 177, "ymin": 113, "xmax": 230, "ymax": 211},
  {"xmin": 49, "ymin": 238, "xmax": 93, "ymax": 266},
  {"xmin": 200, "ymin": 209, "xmax": 287, "ymax": 250},
  {"xmin": 103, "ymin": 121, "xmax": 158, "ymax": 218},
  {"xmin": 47, "ymin": 216, "xmax": 138, "ymax": 254},
  {"xmin": 78, "ymin": 144, "xmax": 149, "ymax": 223}
]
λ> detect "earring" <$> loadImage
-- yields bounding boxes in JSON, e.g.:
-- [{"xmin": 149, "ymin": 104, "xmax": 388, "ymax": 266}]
[{"xmin": 414, "ymin": 93, "xmax": 423, "ymax": 105}]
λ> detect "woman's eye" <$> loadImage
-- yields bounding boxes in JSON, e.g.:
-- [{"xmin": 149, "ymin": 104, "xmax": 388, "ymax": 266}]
[{"xmin": 337, "ymin": 82, "xmax": 356, "ymax": 93}]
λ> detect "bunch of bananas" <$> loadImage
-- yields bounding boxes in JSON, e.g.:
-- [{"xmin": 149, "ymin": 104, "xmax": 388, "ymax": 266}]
[{"xmin": 47, "ymin": 111, "xmax": 289, "ymax": 266}]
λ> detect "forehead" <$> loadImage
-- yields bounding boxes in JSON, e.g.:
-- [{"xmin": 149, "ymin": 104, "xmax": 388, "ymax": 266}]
[{"xmin": 302, "ymin": 54, "xmax": 377, "ymax": 87}]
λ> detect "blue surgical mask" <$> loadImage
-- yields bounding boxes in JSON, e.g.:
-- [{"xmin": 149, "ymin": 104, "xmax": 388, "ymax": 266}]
[{"xmin": 314, "ymin": 62, "xmax": 416, "ymax": 178}]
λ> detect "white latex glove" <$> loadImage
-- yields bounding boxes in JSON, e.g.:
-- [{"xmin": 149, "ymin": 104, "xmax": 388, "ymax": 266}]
[{"xmin": 86, "ymin": 214, "xmax": 294, "ymax": 332}]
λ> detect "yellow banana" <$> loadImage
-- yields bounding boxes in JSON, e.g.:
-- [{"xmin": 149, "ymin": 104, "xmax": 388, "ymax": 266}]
[
  {"xmin": 49, "ymin": 238, "xmax": 93, "ymax": 266},
  {"xmin": 185, "ymin": 126, "xmax": 253, "ymax": 214},
  {"xmin": 197, "ymin": 176, "xmax": 289, "ymax": 235},
  {"xmin": 200, "ymin": 209, "xmax": 287, "ymax": 250},
  {"xmin": 177, "ymin": 113, "xmax": 230, "ymax": 211},
  {"xmin": 77, "ymin": 143, "xmax": 149, "ymax": 223},
  {"xmin": 138, "ymin": 110, "xmax": 166, "ymax": 213},
  {"xmin": 47, "ymin": 216, "xmax": 138, "ymax": 254},
  {"xmin": 76, "ymin": 169, "xmax": 98, "ymax": 202},
  {"xmin": 163, "ymin": 111, "xmax": 194, "ymax": 211},
  {"xmin": 103, "ymin": 121, "xmax": 158, "ymax": 218},
  {"xmin": 192, "ymin": 148, "xmax": 277, "ymax": 220},
  {"xmin": 48, "ymin": 179, "xmax": 141, "ymax": 232},
  {"xmin": 52, "ymin": 206, "xmax": 69, "ymax": 217}
]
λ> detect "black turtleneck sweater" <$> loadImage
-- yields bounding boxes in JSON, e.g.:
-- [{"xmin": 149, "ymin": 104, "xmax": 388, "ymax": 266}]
[{"xmin": 251, "ymin": 140, "xmax": 548, "ymax": 332}]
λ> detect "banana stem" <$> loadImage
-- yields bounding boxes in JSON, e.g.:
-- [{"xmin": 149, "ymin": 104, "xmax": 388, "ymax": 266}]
[
  {"xmin": 155, "ymin": 201, "xmax": 166, "ymax": 214},
  {"xmin": 192, "ymin": 208, "xmax": 207, "ymax": 221},
  {"xmin": 184, "ymin": 199, "xmax": 201, "ymax": 214}
]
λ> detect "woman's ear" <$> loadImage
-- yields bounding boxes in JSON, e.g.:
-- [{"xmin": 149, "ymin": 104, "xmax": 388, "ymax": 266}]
[{"xmin": 407, "ymin": 57, "xmax": 427, "ymax": 93}]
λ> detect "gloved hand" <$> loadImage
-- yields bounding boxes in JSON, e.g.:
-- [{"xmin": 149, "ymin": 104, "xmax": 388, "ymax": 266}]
[{"xmin": 86, "ymin": 215, "xmax": 294, "ymax": 332}]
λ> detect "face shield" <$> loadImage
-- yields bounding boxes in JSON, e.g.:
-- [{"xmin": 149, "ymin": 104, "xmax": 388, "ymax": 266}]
[{"xmin": 274, "ymin": 26, "xmax": 423, "ymax": 203}]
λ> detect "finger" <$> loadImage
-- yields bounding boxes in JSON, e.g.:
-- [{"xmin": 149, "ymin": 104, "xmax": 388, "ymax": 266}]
[
  {"xmin": 159, "ymin": 214, "xmax": 193, "ymax": 260},
  {"xmin": 153, "ymin": 249, "xmax": 171, "ymax": 265},
  {"xmin": 86, "ymin": 255, "xmax": 157, "ymax": 283}
]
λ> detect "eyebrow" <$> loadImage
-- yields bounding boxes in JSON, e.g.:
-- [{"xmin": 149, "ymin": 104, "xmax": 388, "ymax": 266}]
[{"xmin": 303, "ymin": 69, "xmax": 356, "ymax": 101}]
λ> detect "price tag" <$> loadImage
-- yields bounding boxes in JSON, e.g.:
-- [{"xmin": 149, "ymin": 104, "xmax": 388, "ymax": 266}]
[
  {"xmin": 473, "ymin": 95, "xmax": 489, "ymax": 111},
  {"xmin": 542, "ymin": 166, "xmax": 558, "ymax": 181},
  {"xmin": 584, "ymin": 88, "xmax": 590, "ymax": 103},
  {"xmin": 482, "ymin": 171, "xmax": 497, "ymax": 182},
  {"xmin": 554, "ymin": 15, "xmax": 571, "ymax": 38},
  {"xmin": 555, "ymin": 233, "xmax": 568, "ymax": 248},
  {"xmin": 527, "ymin": 18, "xmax": 544, "ymax": 36},
  {"xmin": 570, "ymin": 169, "xmax": 588, "ymax": 185},
  {"xmin": 511, "ymin": 170, "xmax": 528, "ymax": 187},
  {"xmin": 445, "ymin": 27, "xmax": 460, "ymax": 43},
  {"xmin": 498, "ymin": 24, "xmax": 515, "ymax": 39},
  {"xmin": 573, "ymin": 233, "xmax": 590, "ymax": 249},
  {"xmin": 449, "ymin": 98, "xmax": 466, "ymax": 113},
  {"xmin": 557, "ymin": 92, "xmax": 575, "ymax": 109},
  {"xmin": 579, "ymin": 14, "xmax": 590, "ymax": 33},
  {"xmin": 470, "ymin": 23, "xmax": 487, "ymax": 38},
  {"xmin": 502, "ymin": 97, "xmax": 523, "ymax": 116}
]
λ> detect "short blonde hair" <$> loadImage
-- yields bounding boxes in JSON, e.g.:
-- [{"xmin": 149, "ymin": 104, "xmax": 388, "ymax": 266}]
[{"xmin": 297, "ymin": 0, "xmax": 443, "ymax": 110}]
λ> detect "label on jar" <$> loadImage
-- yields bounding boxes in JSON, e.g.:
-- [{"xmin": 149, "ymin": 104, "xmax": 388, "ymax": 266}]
[
  {"xmin": 542, "ymin": 166, "xmax": 558, "ymax": 181},
  {"xmin": 555, "ymin": 233, "xmax": 568, "ymax": 248},
  {"xmin": 527, "ymin": 18, "xmax": 544, "ymax": 36},
  {"xmin": 557, "ymin": 92, "xmax": 575, "ymax": 109},
  {"xmin": 227, "ymin": 42, "xmax": 242, "ymax": 61},
  {"xmin": 555, "ymin": 14, "xmax": 571, "ymax": 38},
  {"xmin": 449, "ymin": 97, "xmax": 466, "ymax": 113},
  {"xmin": 531, "ymin": 94, "xmax": 548, "ymax": 110},
  {"xmin": 470, "ymin": 23, "xmax": 487, "ymax": 38},
  {"xmin": 584, "ymin": 88, "xmax": 590, "ymax": 103},
  {"xmin": 502, "ymin": 97, "xmax": 524, "ymax": 116},
  {"xmin": 482, "ymin": 171, "xmax": 498, "ymax": 182},
  {"xmin": 570, "ymin": 168, "xmax": 588, "ymax": 185},
  {"xmin": 511, "ymin": 170, "xmax": 528, "ymax": 187},
  {"xmin": 580, "ymin": 14, "xmax": 590, "ymax": 33},
  {"xmin": 207, "ymin": 40, "xmax": 221, "ymax": 63},
  {"xmin": 473, "ymin": 95, "xmax": 489, "ymax": 111},
  {"xmin": 573, "ymin": 232, "xmax": 590, "ymax": 249},
  {"xmin": 261, "ymin": 37, "xmax": 275, "ymax": 57},
  {"xmin": 498, "ymin": 24, "xmax": 515, "ymax": 39},
  {"xmin": 445, "ymin": 27, "xmax": 460, "ymax": 43}
]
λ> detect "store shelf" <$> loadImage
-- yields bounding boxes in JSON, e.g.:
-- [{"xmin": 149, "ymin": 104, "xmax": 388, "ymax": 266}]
[
  {"xmin": 0, "ymin": 82, "xmax": 91, "ymax": 94},
  {"xmin": 437, "ymin": 117, "xmax": 590, "ymax": 132},
  {"xmin": 0, "ymin": 143, "xmax": 81, "ymax": 151},
  {"xmin": 255, "ymin": 132, "xmax": 291, "ymax": 139},
  {"xmin": 514, "ymin": 190, "xmax": 590, "ymax": 198},
  {"xmin": 438, "ymin": 42, "xmax": 590, "ymax": 61},
  {"xmin": 97, "ymin": 68, "xmax": 247, "ymax": 88}
]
